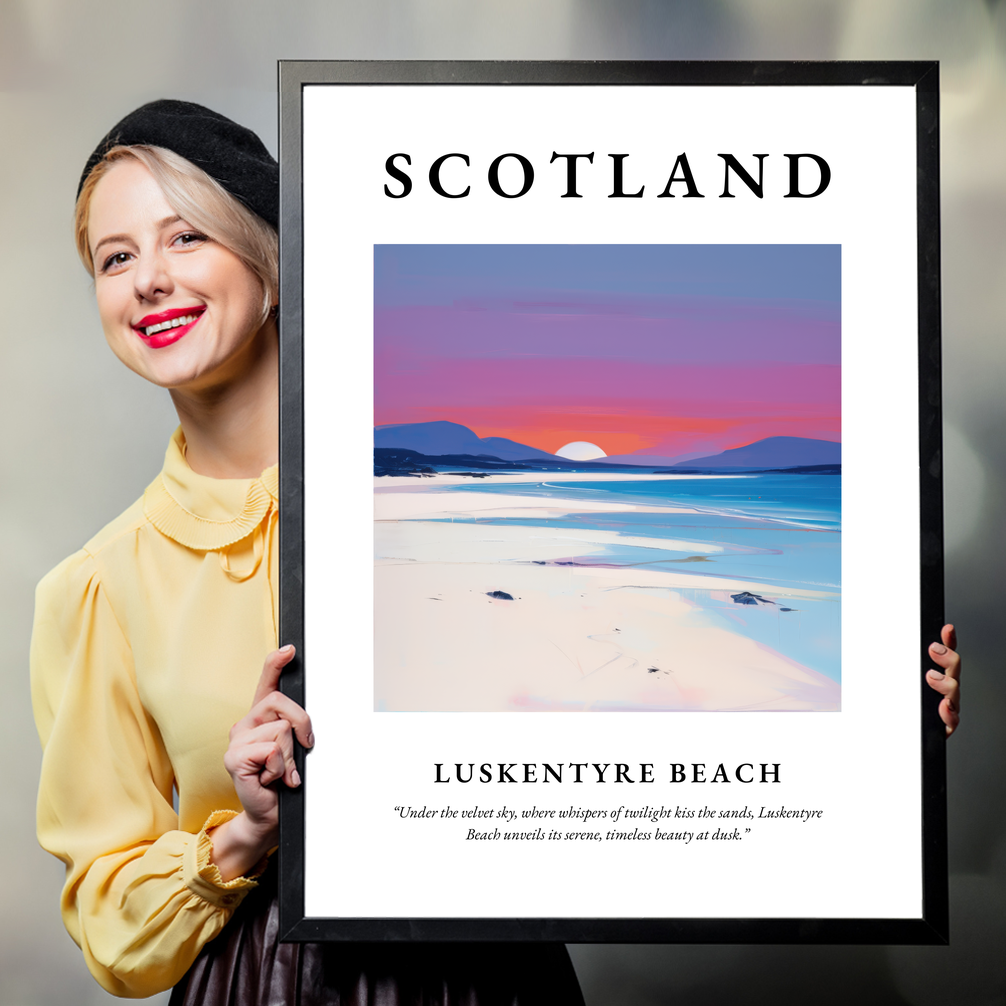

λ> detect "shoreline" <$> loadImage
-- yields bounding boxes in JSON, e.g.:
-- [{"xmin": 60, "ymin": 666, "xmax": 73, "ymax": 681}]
[
  {"xmin": 375, "ymin": 471, "xmax": 755, "ymax": 491},
  {"xmin": 373, "ymin": 472, "xmax": 840, "ymax": 713}
]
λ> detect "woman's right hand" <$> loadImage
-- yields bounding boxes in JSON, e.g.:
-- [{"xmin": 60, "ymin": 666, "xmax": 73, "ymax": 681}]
[
  {"xmin": 209, "ymin": 645, "xmax": 314, "ymax": 881},
  {"xmin": 926, "ymin": 624, "xmax": 961, "ymax": 737}
]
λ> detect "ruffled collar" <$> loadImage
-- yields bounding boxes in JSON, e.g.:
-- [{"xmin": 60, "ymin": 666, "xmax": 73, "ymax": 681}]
[{"xmin": 143, "ymin": 428, "xmax": 278, "ymax": 551}]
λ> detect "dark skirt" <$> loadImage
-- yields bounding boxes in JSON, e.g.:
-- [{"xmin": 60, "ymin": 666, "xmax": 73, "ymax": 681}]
[{"xmin": 169, "ymin": 869, "xmax": 585, "ymax": 1006}]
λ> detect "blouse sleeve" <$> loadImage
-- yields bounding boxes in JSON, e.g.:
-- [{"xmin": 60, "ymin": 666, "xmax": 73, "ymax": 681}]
[{"xmin": 31, "ymin": 549, "xmax": 262, "ymax": 998}]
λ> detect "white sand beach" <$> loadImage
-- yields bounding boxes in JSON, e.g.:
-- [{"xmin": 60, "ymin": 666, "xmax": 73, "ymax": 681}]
[{"xmin": 374, "ymin": 475, "xmax": 840, "ymax": 713}]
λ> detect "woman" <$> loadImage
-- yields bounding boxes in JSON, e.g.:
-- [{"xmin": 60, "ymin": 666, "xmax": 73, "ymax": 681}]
[
  {"xmin": 33, "ymin": 99, "xmax": 963, "ymax": 1003},
  {"xmin": 31, "ymin": 100, "xmax": 585, "ymax": 1003}
]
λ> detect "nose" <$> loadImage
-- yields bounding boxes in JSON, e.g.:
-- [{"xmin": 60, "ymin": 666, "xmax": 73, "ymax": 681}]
[{"xmin": 133, "ymin": 247, "xmax": 173, "ymax": 303}]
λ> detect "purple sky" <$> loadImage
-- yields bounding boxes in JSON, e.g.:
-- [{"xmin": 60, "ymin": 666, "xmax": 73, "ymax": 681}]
[{"xmin": 375, "ymin": 245, "xmax": 840, "ymax": 458}]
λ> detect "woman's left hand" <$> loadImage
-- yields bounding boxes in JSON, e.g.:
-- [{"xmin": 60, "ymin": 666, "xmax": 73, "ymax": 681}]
[{"xmin": 926, "ymin": 624, "xmax": 961, "ymax": 737}]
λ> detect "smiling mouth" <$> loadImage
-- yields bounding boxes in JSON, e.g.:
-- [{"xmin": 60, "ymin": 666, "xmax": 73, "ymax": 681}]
[{"xmin": 135, "ymin": 308, "xmax": 205, "ymax": 338}]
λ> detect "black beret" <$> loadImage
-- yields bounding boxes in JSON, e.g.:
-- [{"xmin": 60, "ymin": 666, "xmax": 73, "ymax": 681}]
[{"xmin": 78, "ymin": 99, "xmax": 278, "ymax": 228}]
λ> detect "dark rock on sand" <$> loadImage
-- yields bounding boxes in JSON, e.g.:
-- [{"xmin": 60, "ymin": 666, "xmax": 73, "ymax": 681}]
[{"xmin": 731, "ymin": 591, "xmax": 775, "ymax": 606}]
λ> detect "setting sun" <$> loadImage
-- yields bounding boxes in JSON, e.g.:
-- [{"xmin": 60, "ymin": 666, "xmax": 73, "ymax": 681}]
[{"xmin": 554, "ymin": 441, "xmax": 607, "ymax": 460}]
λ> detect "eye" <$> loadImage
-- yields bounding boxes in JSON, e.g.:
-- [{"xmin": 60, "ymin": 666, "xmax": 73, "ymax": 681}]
[
  {"xmin": 100, "ymin": 251, "xmax": 132, "ymax": 274},
  {"xmin": 172, "ymin": 230, "xmax": 208, "ymax": 249}
]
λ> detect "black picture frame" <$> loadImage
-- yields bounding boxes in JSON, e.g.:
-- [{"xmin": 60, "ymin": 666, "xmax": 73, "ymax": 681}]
[{"xmin": 277, "ymin": 60, "xmax": 945, "ymax": 944}]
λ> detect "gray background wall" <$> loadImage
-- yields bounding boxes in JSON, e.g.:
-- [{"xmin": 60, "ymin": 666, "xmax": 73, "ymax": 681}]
[{"xmin": 1, "ymin": 2, "xmax": 1003, "ymax": 1003}]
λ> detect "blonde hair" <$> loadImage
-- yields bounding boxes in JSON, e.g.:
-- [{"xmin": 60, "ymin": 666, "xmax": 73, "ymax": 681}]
[{"xmin": 75, "ymin": 145, "xmax": 278, "ymax": 322}]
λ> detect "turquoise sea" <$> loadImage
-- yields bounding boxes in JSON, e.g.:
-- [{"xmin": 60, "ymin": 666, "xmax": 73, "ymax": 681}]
[{"xmin": 432, "ymin": 473, "xmax": 841, "ymax": 682}]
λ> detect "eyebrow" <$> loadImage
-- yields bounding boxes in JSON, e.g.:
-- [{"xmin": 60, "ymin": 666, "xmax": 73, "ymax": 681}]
[{"xmin": 91, "ymin": 215, "xmax": 185, "ymax": 258}]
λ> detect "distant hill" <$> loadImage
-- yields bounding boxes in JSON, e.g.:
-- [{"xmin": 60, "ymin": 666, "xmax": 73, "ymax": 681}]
[
  {"xmin": 664, "ymin": 436, "xmax": 841, "ymax": 471},
  {"xmin": 374, "ymin": 426, "xmax": 840, "ymax": 474},
  {"xmin": 374, "ymin": 447, "xmax": 646, "ymax": 477},
  {"xmin": 602, "ymin": 453, "xmax": 701, "ymax": 467},
  {"xmin": 374, "ymin": 421, "xmax": 558, "ymax": 461}
]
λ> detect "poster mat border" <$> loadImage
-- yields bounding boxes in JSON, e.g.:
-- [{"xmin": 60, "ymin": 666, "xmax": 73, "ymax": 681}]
[{"xmin": 277, "ymin": 59, "xmax": 946, "ymax": 945}]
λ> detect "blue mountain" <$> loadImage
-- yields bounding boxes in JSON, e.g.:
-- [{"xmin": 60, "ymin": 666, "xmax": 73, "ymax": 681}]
[
  {"xmin": 374, "ymin": 425, "xmax": 839, "ymax": 472},
  {"xmin": 374, "ymin": 421, "xmax": 558, "ymax": 461},
  {"xmin": 602, "ymin": 453, "xmax": 699, "ymax": 467},
  {"xmin": 667, "ymin": 436, "xmax": 840, "ymax": 470}
]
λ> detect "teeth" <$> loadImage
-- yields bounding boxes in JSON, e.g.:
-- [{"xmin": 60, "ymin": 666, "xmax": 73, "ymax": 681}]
[{"xmin": 142, "ymin": 313, "xmax": 199, "ymax": 337}]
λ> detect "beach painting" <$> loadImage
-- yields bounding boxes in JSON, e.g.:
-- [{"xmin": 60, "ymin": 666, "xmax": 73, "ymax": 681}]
[{"xmin": 374, "ymin": 245, "xmax": 840, "ymax": 713}]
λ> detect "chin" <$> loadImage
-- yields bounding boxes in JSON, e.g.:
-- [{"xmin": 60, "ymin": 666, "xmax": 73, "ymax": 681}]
[
  {"xmin": 122, "ymin": 353, "xmax": 217, "ymax": 391},
  {"xmin": 154, "ymin": 369, "xmax": 208, "ymax": 391}
]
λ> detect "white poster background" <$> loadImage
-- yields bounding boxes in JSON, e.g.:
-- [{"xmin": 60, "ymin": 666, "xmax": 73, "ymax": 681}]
[{"xmin": 301, "ymin": 84, "xmax": 920, "ymax": 920}]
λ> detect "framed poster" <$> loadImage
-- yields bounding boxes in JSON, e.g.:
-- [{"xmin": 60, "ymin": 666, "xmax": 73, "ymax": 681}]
[{"xmin": 277, "ymin": 61, "xmax": 946, "ymax": 943}]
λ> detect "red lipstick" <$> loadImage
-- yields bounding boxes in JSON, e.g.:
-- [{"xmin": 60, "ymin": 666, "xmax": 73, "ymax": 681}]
[{"xmin": 132, "ymin": 306, "xmax": 206, "ymax": 349}]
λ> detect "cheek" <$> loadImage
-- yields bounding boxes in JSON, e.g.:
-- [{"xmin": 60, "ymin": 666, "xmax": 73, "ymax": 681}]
[
  {"xmin": 94, "ymin": 286, "xmax": 132, "ymax": 345},
  {"xmin": 194, "ymin": 252, "xmax": 266, "ymax": 333},
  {"xmin": 222, "ymin": 267, "xmax": 268, "ymax": 333}
]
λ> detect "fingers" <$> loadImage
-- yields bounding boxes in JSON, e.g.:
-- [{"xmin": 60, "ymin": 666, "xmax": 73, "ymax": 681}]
[
  {"xmin": 250, "ymin": 719, "xmax": 300, "ymax": 788},
  {"xmin": 926, "ymin": 625, "xmax": 960, "ymax": 738},
  {"xmin": 225, "ymin": 739, "xmax": 289, "ymax": 788},
  {"xmin": 926, "ymin": 687, "xmax": 960, "ymax": 736},
  {"xmin": 244, "ymin": 644, "xmax": 314, "ymax": 750},
  {"xmin": 252, "ymin": 644, "xmax": 297, "ymax": 706},
  {"xmin": 252, "ymin": 740, "xmax": 288, "ymax": 788},
  {"xmin": 941, "ymin": 623, "xmax": 958, "ymax": 653},
  {"xmin": 225, "ymin": 645, "xmax": 313, "ymax": 803},
  {"xmin": 926, "ymin": 665, "xmax": 960, "ymax": 737},
  {"xmin": 940, "ymin": 698, "xmax": 960, "ymax": 737},
  {"xmin": 926, "ymin": 667, "xmax": 959, "ymax": 705},
  {"xmin": 227, "ymin": 720, "xmax": 301, "ymax": 788},
  {"xmin": 233, "ymin": 689, "xmax": 314, "ymax": 750},
  {"xmin": 928, "ymin": 629, "xmax": 961, "ymax": 682}
]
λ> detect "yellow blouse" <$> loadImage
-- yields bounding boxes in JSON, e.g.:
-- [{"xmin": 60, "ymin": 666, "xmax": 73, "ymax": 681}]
[{"xmin": 31, "ymin": 428, "xmax": 279, "ymax": 998}]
